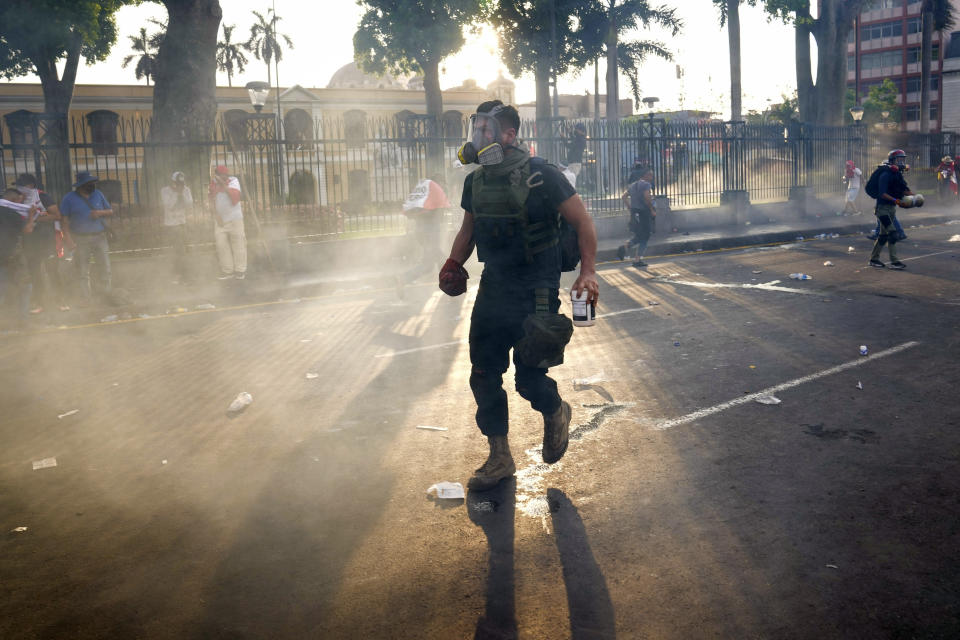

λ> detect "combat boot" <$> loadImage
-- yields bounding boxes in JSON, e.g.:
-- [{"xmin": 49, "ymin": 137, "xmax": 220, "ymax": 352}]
[
  {"xmin": 468, "ymin": 435, "xmax": 516, "ymax": 491},
  {"xmin": 542, "ymin": 401, "xmax": 571, "ymax": 464}
]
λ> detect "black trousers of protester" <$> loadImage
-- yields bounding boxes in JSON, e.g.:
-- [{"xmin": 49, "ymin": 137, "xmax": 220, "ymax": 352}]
[
  {"xmin": 22, "ymin": 239, "xmax": 64, "ymax": 308},
  {"xmin": 469, "ymin": 279, "xmax": 563, "ymax": 437}
]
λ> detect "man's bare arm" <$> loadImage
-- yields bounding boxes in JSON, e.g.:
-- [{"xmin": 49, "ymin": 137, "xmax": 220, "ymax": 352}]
[{"xmin": 559, "ymin": 194, "xmax": 599, "ymax": 304}]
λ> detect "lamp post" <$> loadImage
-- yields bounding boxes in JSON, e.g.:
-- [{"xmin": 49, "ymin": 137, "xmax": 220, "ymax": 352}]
[
  {"xmin": 245, "ymin": 81, "xmax": 270, "ymax": 113},
  {"xmin": 243, "ymin": 80, "xmax": 279, "ymax": 213},
  {"xmin": 881, "ymin": 109, "xmax": 890, "ymax": 130},
  {"xmin": 849, "ymin": 105, "xmax": 865, "ymax": 168}
]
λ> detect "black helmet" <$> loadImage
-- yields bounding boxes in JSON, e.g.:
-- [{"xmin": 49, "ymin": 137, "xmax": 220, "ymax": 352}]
[{"xmin": 888, "ymin": 149, "xmax": 907, "ymax": 168}]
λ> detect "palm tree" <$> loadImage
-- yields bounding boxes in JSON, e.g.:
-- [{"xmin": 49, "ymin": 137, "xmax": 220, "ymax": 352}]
[
  {"xmin": 122, "ymin": 27, "xmax": 158, "ymax": 86},
  {"xmin": 920, "ymin": 0, "xmax": 955, "ymax": 133},
  {"xmin": 217, "ymin": 24, "xmax": 249, "ymax": 87},
  {"xmin": 245, "ymin": 8, "xmax": 294, "ymax": 87}
]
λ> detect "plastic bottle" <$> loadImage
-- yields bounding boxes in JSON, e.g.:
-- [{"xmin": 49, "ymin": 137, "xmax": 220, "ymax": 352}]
[
  {"xmin": 571, "ymin": 289, "xmax": 595, "ymax": 327},
  {"xmin": 228, "ymin": 392, "xmax": 253, "ymax": 413},
  {"xmin": 789, "ymin": 273, "xmax": 812, "ymax": 280},
  {"xmin": 859, "ymin": 345, "xmax": 868, "ymax": 356}
]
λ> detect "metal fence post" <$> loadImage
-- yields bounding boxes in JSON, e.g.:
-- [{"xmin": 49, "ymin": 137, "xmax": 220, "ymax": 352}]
[{"xmin": 720, "ymin": 120, "xmax": 749, "ymax": 222}]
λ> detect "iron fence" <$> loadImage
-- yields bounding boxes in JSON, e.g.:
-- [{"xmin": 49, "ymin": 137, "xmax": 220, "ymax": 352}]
[{"xmin": 1, "ymin": 111, "xmax": 957, "ymax": 252}]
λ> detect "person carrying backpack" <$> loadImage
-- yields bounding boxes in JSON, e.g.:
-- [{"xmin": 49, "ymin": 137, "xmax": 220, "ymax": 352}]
[
  {"xmin": 864, "ymin": 149, "xmax": 914, "ymax": 270},
  {"xmin": 441, "ymin": 100, "xmax": 599, "ymax": 491}
]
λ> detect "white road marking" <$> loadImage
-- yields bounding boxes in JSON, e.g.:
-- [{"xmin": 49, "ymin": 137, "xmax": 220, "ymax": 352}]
[
  {"xmin": 374, "ymin": 339, "xmax": 466, "ymax": 358},
  {"xmin": 654, "ymin": 278, "xmax": 820, "ymax": 296},
  {"xmin": 598, "ymin": 307, "xmax": 651, "ymax": 318},
  {"xmin": 654, "ymin": 341, "xmax": 920, "ymax": 430},
  {"xmin": 902, "ymin": 250, "xmax": 953, "ymax": 261}
]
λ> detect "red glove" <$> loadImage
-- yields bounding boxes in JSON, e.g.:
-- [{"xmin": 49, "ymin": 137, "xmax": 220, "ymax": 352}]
[{"xmin": 439, "ymin": 258, "xmax": 469, "ymax": 296}]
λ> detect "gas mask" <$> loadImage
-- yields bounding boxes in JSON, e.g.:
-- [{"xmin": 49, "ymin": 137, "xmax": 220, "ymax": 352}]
[{"xmin": 457, "ymin": 107, "xmax": 508, "ymax": 166}]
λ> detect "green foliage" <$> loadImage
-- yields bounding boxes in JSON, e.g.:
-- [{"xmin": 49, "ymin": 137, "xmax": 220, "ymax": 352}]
[
  {"xmin": 0, "ymin": 0, "xmax": 130, "ymax": 81},
  {"xmin": 711, "ymin": 0, "xmax": 758, "ymax": 28},
  {"xmin": 121, "ymin": 21, "xmax": 165, "ymax": 85},
  {"xmin": 217, "ymin": 24, "xmax": 248, "ymax": 86},
  {"xmin": 767, "ymin": 92, "xmax": 799, "ymax": 125},
  {"xmin": 924, "ymin": 0, "xmax": 956, "ymax": 33},
  {"xmin": 246, "ymin": 8, "xmax": 293, "ymax": 80},
  {"xmin": 844, "ymin": 80, "xmax": 900, "ymax": 126},
  {"xmin": 353, "ymin": 0, "xmax": 480, "ymax": 77}
]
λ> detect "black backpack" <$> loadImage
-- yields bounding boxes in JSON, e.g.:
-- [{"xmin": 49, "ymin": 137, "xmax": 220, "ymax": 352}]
[
  {"xmin": 864, "ymin": 165, "xmax": 889, "ymax": 199},
  {"xmin": 528, "ymin": 157, "xmax": 580, "ymax": 272}
]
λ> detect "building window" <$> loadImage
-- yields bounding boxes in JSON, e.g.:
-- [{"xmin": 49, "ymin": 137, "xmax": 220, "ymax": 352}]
[
  {"xmin": 3, "ymin": 110, "xmax": 38, "ymax": 158},
  {"xmin": 905, "ymin": 75, "xmax": 939, "ymax": 92},
  {"xmin": 863, "ymin": 0, "xmax": 903, "ymax": 9},
  {"xmin": 283, "ymin": 108, "xmax": 313, "ymax": 149},
  {"xmin": 906, "ymin": 105, "xmax": 920, "ymax": 121},
  {"xmin": 906, "ymin": 17, "xmax": 921, "ymax": 34},
  {"xmin": 85, "ymin": 110, "xmax": 119, "ymax": 155},
  {"xmin": 931, "ymin": 104, "xmax": 939, "ymax": 121},
  {"xmin": 344, "ymin": 109, "xmax": 366, "ymax": 149},
  {"xmin": 862, "ymin": 50, "xmax": 903, "ymax": 70},
  {"xmin": 907, "ymin": 44, "xmax": 939, "ymax": 63},
  {"xmin": 441, "ymin": 110, "xmax": 464, "ymax": 142},
  {"xmin": 861, "ymin": 20, "xmax": 903, "ymax": 41}
]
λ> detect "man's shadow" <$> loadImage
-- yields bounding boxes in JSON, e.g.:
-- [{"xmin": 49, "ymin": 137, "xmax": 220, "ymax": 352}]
[
  {"xmin": 468, "ymin": 479, "xmax": 518, "ymax": 640},
  {"xmin": 548, "ymin": 488, "xmax": 617, "ymax": 639},
  {"xmin": 468, "ymin": 483, "xmax": 616, "ymax": 640}
]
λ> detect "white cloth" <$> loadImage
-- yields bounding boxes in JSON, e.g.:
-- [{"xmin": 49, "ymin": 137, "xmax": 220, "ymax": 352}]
[
  {"xmin": 161, "ymin": 185, "xmax": 193, "ymax": 226},
  {"xmin": 848, "ymin": 167, "xmax": 861, "ymax": 191},
  {"xmin": 214, "ymin": 177, "xmax": 243, "ymax": 223},
  {"xmin": 0, "ymin": 198, "xmax": 32, "ymax": 218},
  {"xmin": 214, "ymin": 217, "xmax": 247, "ymax": 274}
]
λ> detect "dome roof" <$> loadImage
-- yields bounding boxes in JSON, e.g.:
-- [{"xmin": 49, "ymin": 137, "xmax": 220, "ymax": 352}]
[
  {"xmin": 487, "ymin": 71, "xmax": 515, "ymax": 89},
  {"xmin": 327, "ymin": 62, "xmax": 405, "ymax": 89}
]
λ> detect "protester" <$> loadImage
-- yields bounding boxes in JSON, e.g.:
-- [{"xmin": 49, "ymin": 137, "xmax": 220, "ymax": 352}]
[
  {"xmin": 60, "ymin": 172, "xmax": 113, "ymax": 304},
  {"xmin": 0, "ymin": 187, "xmax": 36, "ymax": 325},
  {"xmin": 868, "ymin": 149, "xmax": 913, "ymax": 270},
  {"xmin": 842, "ymin": 160, "xmax": 862, "ymax": 214},
  {"xmin": 16, "ymin": 174, "xmax": 69, "ymax": 313},
  {"xmin": 936, "ymin": 155, "xmax": 957, "ymax": 201},
  {"xmin": 444, "ymin": 100, "xmax": 599, "ymax": 491},
  {"xmin": 617, "ymin": 166, "xmax": 657, "ymax": 268},
  {"xmin": 395, "ymin": 175, "xmax": 450, "ymax": 298},
  {"xmin": 565, "ymin": 122, "xmax": 587, "ymax": 176},
  {"xmin": 208, "ymin": 165, "xmax": 247, "ymax": 280},
  {"xmin": 161, "ymin": 171, "xmax": 194, "ymax": 284}
]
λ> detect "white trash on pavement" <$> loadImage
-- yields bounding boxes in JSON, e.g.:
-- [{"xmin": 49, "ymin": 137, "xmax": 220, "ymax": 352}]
[
  {"xmin": 57, "ymin": 409, "xmax": 79, "ymax": 419},
  {"xmin": 227, "ymin": 392, "xmax": 253, "ymax": 414},
  {"xmin": 32, "ymin": 457, "xmax": 57, "ymax": 470},
  {"xmin": 754, "ymin": 395, "xmax": 782, "ymax": 405},
  {"xmin": 427, "ymin": 482, "xmax": 465, "ymax": 499}
]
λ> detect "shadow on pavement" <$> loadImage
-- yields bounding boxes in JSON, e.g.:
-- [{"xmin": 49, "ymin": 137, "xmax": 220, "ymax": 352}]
[
  {"xmin": 468, "ymin": 479, "xmax": 518, "ymax": 640},
  {"xmin": 547, "ymin": 488, "xmax": 617, "ymax": 640}
]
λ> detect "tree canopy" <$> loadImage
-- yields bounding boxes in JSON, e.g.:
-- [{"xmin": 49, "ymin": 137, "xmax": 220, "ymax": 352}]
[
  {"xmin": 354, "ymin": 0, "xmax": 481, "ymax": 119},
  {"xmin": 246, "ymin": 8, "xmax": 293, "ymax": 87}
]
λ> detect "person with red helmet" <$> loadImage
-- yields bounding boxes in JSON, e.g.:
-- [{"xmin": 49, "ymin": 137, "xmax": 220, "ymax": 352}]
[{"xmin": 868, "ymin": 149, "xmax": 913, "ymax": 270}]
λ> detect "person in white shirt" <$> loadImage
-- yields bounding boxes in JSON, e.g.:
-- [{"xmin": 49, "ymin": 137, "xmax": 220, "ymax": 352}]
[
  {"xmin": 207, "ymin": 165, "xmax": 247, "ymax": 280},
  {"xmin": 843, "ymin": 160, "xmax": 862, "ymax": 214},
  {"xmin": 160, "ymin": 171, "xmax": 193, "ymax": 284}
]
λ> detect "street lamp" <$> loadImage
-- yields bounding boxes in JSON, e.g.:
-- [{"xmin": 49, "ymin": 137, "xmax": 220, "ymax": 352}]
[
  {"xmin": 881, "ymin": 110, "xmax": 890, "ymax": 130},
  {"xmin": 849, "ymin": 105, "xmax": 865, "ymax": 123},
  {"xmin": 245, "ymin": 81, "xmax": 270, "ymax": 113},
  {"xmin": 642, "ymin": 96, "xmax": 660, "ymax": 120}
]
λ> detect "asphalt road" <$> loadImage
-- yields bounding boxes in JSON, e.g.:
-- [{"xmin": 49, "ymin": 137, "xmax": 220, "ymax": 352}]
[{"xmin": 2, "ymin": 224, "xmax": 959, "ymax": 639}]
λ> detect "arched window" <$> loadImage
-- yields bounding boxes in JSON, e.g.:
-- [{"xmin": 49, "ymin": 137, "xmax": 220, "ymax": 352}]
[
  {"xmin": 85, "ymin": 110, "xmax": 119, "ymax": 155},
  {"xmin": 284, "ymin": 108, "xmax": 313, "ymax": 149},
  {"xmin": 223, "ymin": 109, "xmax": 249, "ymax": 145},
  {"xmin": 289, "ymin": 170, "xmax": 316, "ymax": 204},
  {"xmin": 344, "ymin": 109, "xmax": 367, "ymax": 148},
  {"xmin": 4, "ymin": 110, "xmax": 38, "ymax": 158}
]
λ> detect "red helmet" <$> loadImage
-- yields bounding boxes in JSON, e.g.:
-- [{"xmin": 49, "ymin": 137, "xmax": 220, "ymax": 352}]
[{"xmin": 888, "ymin": 149, "xmax": 907, "ymax": 168}]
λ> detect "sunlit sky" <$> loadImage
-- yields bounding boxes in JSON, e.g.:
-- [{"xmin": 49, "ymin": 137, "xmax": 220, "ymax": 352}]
[{"xmin": 18, "ymin": 0, "xmax": 802, "ymax": 119}]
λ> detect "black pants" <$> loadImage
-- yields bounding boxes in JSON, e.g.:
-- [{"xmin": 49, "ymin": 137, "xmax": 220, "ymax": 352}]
[
  {"xmin": 22, "ymin": 240, "xmax": 64, "ymax": 308},
  {"xmin": 469, "ymin": 280, "xmax": 563, "ymax": 437}
]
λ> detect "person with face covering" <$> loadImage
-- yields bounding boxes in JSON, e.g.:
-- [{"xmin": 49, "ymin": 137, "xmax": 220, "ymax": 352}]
[
  {"xmin": 60, "ymin": 172, "xmax": 113, "ymax": 304},
  {"xmin": 16, "ymin": 173, "xmax": 70, "ymax": 313},
  {"xmin": 0, "ymin": 187, "xmax": 37, "ymax": 325},
  {"xmin": 443, "ymin": 100, "xmax": 599, "ymax": 491},
  {"xmin": 161, "ymin": 171, "xmax": 194, "ymax": 284}
]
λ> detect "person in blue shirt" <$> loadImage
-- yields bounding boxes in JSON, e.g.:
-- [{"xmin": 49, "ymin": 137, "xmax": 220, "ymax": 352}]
[{"xmin": 60, "ymin": 172, "xmax": 113, "ymax": 303}]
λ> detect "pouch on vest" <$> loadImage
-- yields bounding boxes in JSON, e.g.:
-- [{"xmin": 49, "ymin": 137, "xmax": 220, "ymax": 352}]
[
  {"xmin": 515, "ymin": 289, "xmax": 573, "ymax": 369},
  {"xmin": 472, "ymin": 164, "xmax": 530, "ymax": 266}
]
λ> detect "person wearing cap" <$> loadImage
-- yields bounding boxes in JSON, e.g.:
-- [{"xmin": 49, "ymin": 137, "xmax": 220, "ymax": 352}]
[
  {"xmin": 842, "ymin": 160, "xmax": 862, "ymax": 214},
  {"xmin": 60, "ymin": 171, "xmax": 113, "ymax": 304},
  {"xmin": 208, "ymin": 165, "xmax": 246, "ymax": 280},
  {"xmin": 161, "ymin": 171, "xmax": 194, "ymax": 284}
]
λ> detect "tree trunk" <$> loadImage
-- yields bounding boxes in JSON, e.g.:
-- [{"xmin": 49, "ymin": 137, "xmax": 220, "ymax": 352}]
[
  {"xmin": 813, "ymin": 8, "xmax": 850, "ymax": 126},
  {"xmin": 728, "ymin": 0, "xmax": 742, "ymax": 121},
  {"xmin": 921, "ymin": 8, "xmax": 933, "ymax": 133},
  {"xmin": 594, "ymin": 58, "xmax": 600, "ymax": 118},
  {"xmin": 422, "ymin": 58, "xmax": 444, "ymax": 174},
  {"xmin": 795, "ymin": 18, "xmax": 814, "ymax": 123},
  {"xmin": 535, "ymin": 60, "xmax": 551, "ymax": 123},
  {"xmin": 33, "ymin": 30, "xmax": 82, "ymax": 197},
  {"xmin": 152, "ymin": 0, "xmax": 222, "ymax": 196},
  {"xmin": 605, "ymin": 4, "xmax": 619, "ymax": 123}
]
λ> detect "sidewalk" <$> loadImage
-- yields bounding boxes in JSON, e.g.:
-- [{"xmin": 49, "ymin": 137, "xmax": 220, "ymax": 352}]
[{"xmin": 11, "ymin": 203, "xmax": 959, "ymax": 330}]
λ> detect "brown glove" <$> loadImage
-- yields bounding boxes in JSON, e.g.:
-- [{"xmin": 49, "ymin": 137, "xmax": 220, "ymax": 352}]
[{"xmin": 439, "ymin": 258, "xmax": 468, "ymax": 296}]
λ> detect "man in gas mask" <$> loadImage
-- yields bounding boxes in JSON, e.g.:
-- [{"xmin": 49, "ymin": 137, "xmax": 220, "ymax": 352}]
[{"xmin": 440, "ymin": 101, "xmax": 599, "ymax": 491}]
